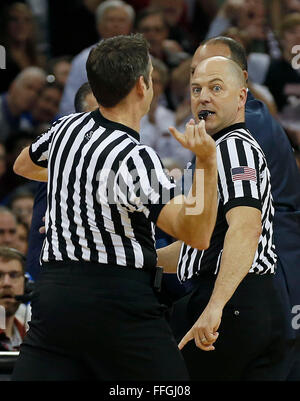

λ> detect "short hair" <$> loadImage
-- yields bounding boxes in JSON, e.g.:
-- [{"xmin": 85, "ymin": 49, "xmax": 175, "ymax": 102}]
[
  {"xmin": 14, "ymin": 66, "xmax": 47, "ymax": 85},
  {"xmin": 279, "ymin": 13, "xmax": 300, "ymax": 37},
  {"xmin": 86, "ymin": 34, "xmax": 151, "ymax": 108},
  {"xmin": 95, "ymin": 0, "xmax": 135, "ymax": 24},
  {"xmin": 200, "ymin": 36, "xmax": 248, "ymax": 72},
  {"xmin": 0, "ymin": 246, "xmax": 25, "ymax": 274},
  {"xmin": 74, "ymin": 82, "xmax": 94, "ymax": 113},
  {"xmin": 0, "ymin": 206, "xmax": 16, "ymax": 221}
]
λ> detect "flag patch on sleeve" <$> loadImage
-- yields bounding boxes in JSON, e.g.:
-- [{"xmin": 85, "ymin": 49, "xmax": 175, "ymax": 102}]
[{"xmin": 231, "ymin": 166, "xmax": 257, "ymax": 182}]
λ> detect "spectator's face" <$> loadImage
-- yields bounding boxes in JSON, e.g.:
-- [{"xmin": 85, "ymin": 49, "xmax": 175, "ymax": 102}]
[
  {"xmin": 7, "ymin": 4, "xmax": 33, "ymax": 43},
  {"xmin": 282, "ymin": 24, "xmax": 300, "ymax": 57},
  {"xmin": 190, "ymin": 58, "xmax": 246, "ymax": 135},
  {"xmin": 11, "ymin": 74, "xmax": 45, "ymax": 112},
  {"xmin": 150, "ymin": 0, "xmax": 184, "ymax": 27},
  {"xmin": 0, "ymin": 144, "xmax": 6, "ymax": 178},
  {"xmin": 33, "ymin": 87, "xmax": 62, "ymax": 123},
  {"xmin": 98, "ymin": 7, "xmax": 132, "ymax": 39},
  {"xmin": 53, "ymin": 61, "xmax": 71, "ymax": 87},
  {"xmin": 11, "ymin": 197, "xmax": 34, "ymax": 228},
  {"xmin": 137, "ymin": 14, "xmax": 168, "ymax": 57},
  {"xmin": 0, "ymin": 258, "xmax": 24, "ymax": 317},
  {"xmin": 15, "ymin": 223, "xmax": 28, "ymax": 256},
  {"xmin": 0, "ymin": 213, "xmax": 17, "ymax": 248}
]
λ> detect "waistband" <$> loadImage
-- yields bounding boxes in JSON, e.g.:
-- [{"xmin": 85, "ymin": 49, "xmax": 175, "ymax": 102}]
[{"xmin": 41, "ymin": 261, "xmax": 163, "ymax": 292}]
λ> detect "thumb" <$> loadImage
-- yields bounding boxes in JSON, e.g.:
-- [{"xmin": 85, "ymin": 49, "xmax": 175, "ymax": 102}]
[{"xmin": 169, "ymin": 126, "xmax": 187, "ymax": 147}]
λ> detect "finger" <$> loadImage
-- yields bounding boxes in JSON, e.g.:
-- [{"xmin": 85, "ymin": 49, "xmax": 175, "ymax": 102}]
[
  {"xmin": 169, "ymin": 126, "xmax": 187, "ymax": 147},
  {"xmin": 39, "ymin": 225, "xmax": 45, "ymax": 234},
  {"xmin": 195, "ymin": 119, "xmax": 206, "ymax": 139},
  {"xmin": 203, "ymin": 329, "xmax": 219, "ymax": 343},
  {"xmin": 42, "ymin": 216, "xmax": 45, "ymax": 222},
  {"xmin": 178, "ymin": 330, "xmax": 194, "ymax": 350}
]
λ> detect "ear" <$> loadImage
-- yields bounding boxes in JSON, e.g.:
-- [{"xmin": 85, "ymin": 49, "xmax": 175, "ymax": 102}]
[
  {"xmin": 136, "ymin": 75, "xmax": 146, "ymax": 97},
  {"xmin": 238, "ymin": 87, "xmax": 247, "ymax": 109}
]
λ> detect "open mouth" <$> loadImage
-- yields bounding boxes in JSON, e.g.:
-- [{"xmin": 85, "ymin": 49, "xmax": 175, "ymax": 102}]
[{"xmin": 198, "ymin": 110, "xmax": 215, "ymax": 121}]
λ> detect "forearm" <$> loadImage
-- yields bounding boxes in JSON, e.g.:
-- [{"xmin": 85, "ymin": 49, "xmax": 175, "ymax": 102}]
[
  {"xmin": 13, "ymin": 146, "xmax": 48, "ymax": 182},
  {"xmin": 181, "ymin": 156, "xmax": 218, "ymax": 249},
  {"xmin": 208, "ymin": 225, "xmax": 260, "ymax": 309},
  {"xmin": 156, "ymin": 240, "xmax": 182, "ymax": 273}
]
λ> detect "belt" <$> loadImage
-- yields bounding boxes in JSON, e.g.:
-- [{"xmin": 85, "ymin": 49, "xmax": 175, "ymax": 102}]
[{"xmin": 41, "ymin": 261, "xmax": 164, "ymax": 292}]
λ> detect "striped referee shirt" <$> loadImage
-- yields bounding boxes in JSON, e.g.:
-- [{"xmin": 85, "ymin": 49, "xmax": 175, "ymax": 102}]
[
  {"xmin": 178, "ymin": 122, "xmax": 276, "ymax": 282},
  {"xmin": 29, "ymin": 109, "xmax": 178, "ymax": 269}
]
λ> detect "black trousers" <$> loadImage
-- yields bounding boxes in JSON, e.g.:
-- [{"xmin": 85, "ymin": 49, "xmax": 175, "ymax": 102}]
[
  {"xmin": 12, "ymin": 262, "xmax": 189, "ymax": 381},
  {"xmin": 170, "ymin": 273, "xmax": 287, "ymax": 381}
]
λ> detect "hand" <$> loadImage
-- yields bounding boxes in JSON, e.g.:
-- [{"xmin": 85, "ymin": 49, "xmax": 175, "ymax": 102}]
[
  {"xmin": 169, "ymin": 119, "xmax": 216, "ymax": 164},
  {"xmin": 178, "ymin": 304, "xmax": 222, "ymax": 351}
]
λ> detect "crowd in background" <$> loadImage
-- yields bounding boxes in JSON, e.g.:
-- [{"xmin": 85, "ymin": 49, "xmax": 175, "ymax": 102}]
[{"xmin": 0, "ymin": 0, "xmax": 300, "ymax": 262}]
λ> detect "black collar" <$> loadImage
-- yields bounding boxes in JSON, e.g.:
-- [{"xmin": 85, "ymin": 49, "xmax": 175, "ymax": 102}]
[
  {"xmin": 91, "ymin": 108, "xmax": 140, "ymax": 142},
  {"xmin": 212, "ymin": 122, "xmax": 246, "ymax": 142}
]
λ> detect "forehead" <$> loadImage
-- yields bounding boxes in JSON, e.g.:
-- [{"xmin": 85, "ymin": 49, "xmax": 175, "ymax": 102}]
[
  {"xmin": 0, "ymin": 258, "xmax": 22, "ymax": 271},
  {"xmin": 192, "ymin": 44, "xmax": 231, "ymax": 66},
  {"xmin": 0, "ymin": 213, "xmax": 16, "ymax": 228},
  {"xmin": 192, "ymin": 59, "xmax": 229, "ymax": 83}
]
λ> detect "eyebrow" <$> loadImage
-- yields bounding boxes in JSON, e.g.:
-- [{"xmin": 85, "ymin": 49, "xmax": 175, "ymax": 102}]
[{"xmin": 191, "ymin": 77, "xmax": 224, "ymax": 86}]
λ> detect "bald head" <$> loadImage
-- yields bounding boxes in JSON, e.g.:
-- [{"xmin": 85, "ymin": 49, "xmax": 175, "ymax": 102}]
[
  {"xmin": 194, "ymin": 56, "xmax": 246, "ymax": 89},
  {"xmin": 190, "ymin": 55, "xmax": 247, "ymax": 135}
]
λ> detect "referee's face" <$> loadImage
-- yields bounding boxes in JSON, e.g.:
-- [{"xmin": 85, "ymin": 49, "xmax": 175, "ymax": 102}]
[{"xmin": 190, "ymin": 57, "xmax": 246, "ymax": 135}]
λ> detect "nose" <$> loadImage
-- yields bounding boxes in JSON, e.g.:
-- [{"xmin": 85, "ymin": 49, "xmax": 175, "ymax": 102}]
[
  {"xmin": 198, "ymin": 87, "xmax": 211, "ymax": 104},
  {"xmin": 2, "ymin": 273, "xmax": 13, "ymax": 287}
]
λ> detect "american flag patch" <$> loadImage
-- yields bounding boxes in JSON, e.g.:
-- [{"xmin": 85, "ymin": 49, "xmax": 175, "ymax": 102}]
[{"xmin": 231, "ymin": 166, "xmax": 257, "ymax": 182}]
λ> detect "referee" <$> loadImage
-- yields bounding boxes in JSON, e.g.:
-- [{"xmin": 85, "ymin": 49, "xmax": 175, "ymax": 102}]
[
  {"xmin": 11, "ymin": 34, "xmax": 218, "ymax": 381},
  {"xmin": 158, "ymin": 56, "xmax": 286, "ymax": 380}
]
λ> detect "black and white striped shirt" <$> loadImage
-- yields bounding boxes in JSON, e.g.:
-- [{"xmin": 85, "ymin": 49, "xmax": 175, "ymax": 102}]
[
  {"xmin": 29, "ymin": 109, "xmax": 178, "ymax": 269},
  {"xmin": 178, "ymin": 122, "xmax": 276, "ymax": 282}
]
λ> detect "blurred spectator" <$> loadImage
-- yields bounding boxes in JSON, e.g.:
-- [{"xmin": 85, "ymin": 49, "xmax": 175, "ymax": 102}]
[
  {"xmin": 222, "ymin": 27, "xmax": 278, "ymax": 116},
  {"xmin": 135, "ymin": 7, "xmax": 190, "ymax": 70},
  {"xmin": 0, "ymin": 131, "xmax": 37, "ymax": 203},
  {"xmin": 20, "ymin": 82, "xmax": 63, "ymax": 133},
  {"xmin": 9, "ymin": 190, "xmax": 34, "ymax": 229},
  {"xmin": 0, "ymin": 142, "xmax": 7, "ymax": 179},
  {"xmin": 59, "ymin": 0, "xmax": 135, "ymax": 117},
  {"xmin": 0, "ymin": 2, "xmax": 46, "ymax": 93},
  {"xmin": 140, "ymin": 57, "xmax": 192, "ymax": 168},
  {"xmin": 264, "ymin": 13, "xmax": 300, "ymax": 148},
  {"xmin": 0, "ymin": 246, "xmax": 27, "ymax": 351},
  {"xmin": 206, "ymin": 0, "xmax": 278, "ymax": 56},
  {"xmin": 0, "ymin": 67, "xmax": 46, "ymax": 143},
  {"xmin": 149, "ymin": 0, "xmax": 197, "ymax": 53},
  {"xmin": 0, "ymin": 207, "xmax": 17, "ymax": 248},
  {"xmin": 15, "ymin": 219, "xmax": 28, "ymax": 256},
  {"xmin": 271, "ymin": 0, "xmax": 300, "ymax": 33},
  {"xmin": 46, "ymin": 56, "xmax": 72, "ymax": 88}
]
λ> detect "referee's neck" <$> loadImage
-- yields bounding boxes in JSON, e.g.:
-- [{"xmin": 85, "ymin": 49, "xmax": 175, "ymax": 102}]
[{"xmin": 99, "ymin": 105, "xmax": 141, "ymax": 134}]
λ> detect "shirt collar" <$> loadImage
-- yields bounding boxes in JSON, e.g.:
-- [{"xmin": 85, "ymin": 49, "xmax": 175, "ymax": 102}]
[
  {"xmin": 91, "ymin": 108, "xmax": 140, "ymax": 143},
  {"xmin": 211, "ymin": 122, "xmax": 246, "ymax": 142}
]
